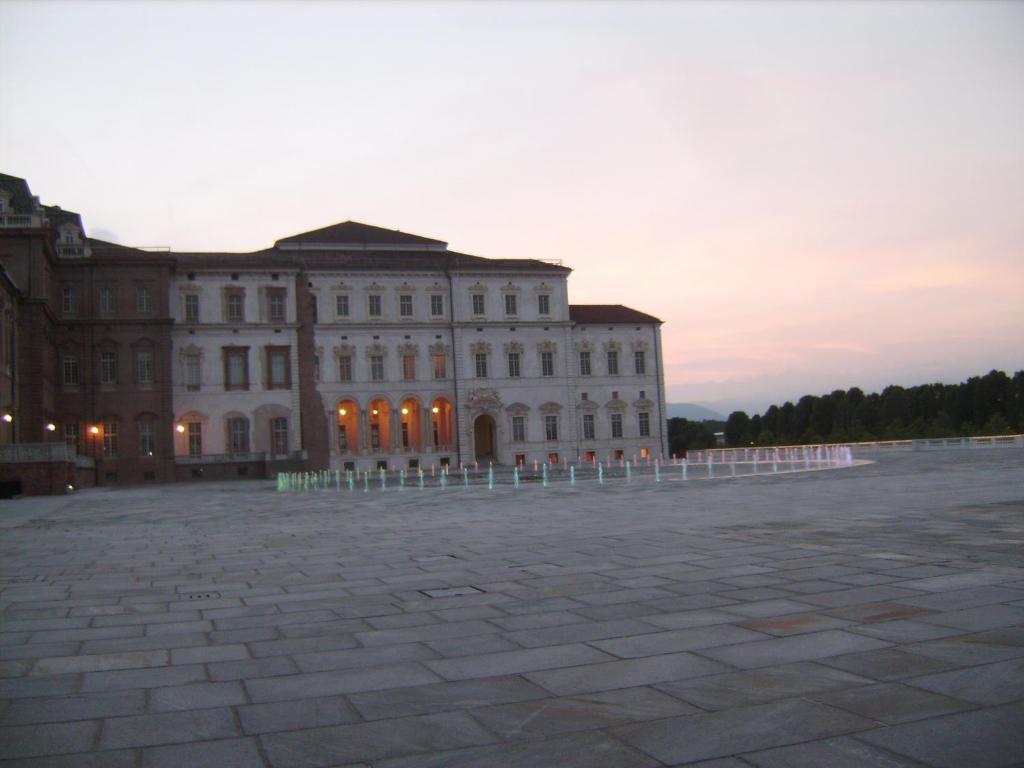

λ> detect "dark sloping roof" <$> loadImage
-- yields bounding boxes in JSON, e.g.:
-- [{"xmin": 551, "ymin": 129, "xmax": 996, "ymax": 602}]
[
  {"xmin": 276, "ymin": 220, "xmax": 447, "ymax": 247},
  {"xmin": 0, "ymin": 173, "xmax": 39, "ymax": 214},
  {"xmin": 570, "ymin": 304, "xmax": 662, "ymax": 324},
  {"xmin": 44, "ymin": 205, "xmax": 86, "ymax": 236}
]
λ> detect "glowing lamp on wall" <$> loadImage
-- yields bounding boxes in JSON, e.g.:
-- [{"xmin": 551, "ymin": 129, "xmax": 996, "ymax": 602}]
[
  {"xmin": 338, "ymin": 408, "xmax": 347, "ymax": 416},
  {"xmin": 431, "ymin": 406, "xmax": 440, "ymax": 414},
  {"xmin": 176, "ymin": 424, "xmax": 186, "ymax": 433},
  {"xmin": 46, "ymin": 422, "xmax": 56, "ymax": 432},
  {"xmin": 89, "ymin": 426, "xmax": 100, "ymax": 435},
  {"xmin": 1, "ymin": 413, "xmax": 12, "ymax": 423},
  {"xmin": 401, "ymin": 407, "xmax": 409, "ymax": 415},
  {"xmin": 372, "ymin": 409, "xmax": 379, "ymax": 416}
]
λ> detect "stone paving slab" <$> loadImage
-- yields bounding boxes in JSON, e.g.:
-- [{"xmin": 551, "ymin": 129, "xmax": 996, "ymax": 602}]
[{"xmin": 1, "ymin": 449, "xmax": 1022, "ymax": 766}]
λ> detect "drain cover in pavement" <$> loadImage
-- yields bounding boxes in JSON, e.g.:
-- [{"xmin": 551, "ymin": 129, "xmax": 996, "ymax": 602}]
[{"xmin": 419, "ymin": 586, "xmax": 484, "ymax": 598}]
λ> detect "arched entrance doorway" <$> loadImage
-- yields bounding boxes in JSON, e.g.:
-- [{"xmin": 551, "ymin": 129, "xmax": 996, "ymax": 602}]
[{"xmin": 473, "ymin": 414, "xmax": 496, "ymax": 462}]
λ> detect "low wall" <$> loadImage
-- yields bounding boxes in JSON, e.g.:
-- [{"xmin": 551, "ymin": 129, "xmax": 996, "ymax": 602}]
[{"xmin": 0, "ymin": 444, "xmax": 78, "ymax": 497}]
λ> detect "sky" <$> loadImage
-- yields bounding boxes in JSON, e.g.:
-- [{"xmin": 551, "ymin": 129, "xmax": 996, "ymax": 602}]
[{"xmin": 1, "ymin": 0, "xmax": 1021, "ymax": 414}]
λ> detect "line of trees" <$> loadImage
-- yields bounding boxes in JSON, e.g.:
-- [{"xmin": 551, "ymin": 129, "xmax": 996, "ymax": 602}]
[{"xmin": 720, "ymin": 369, "xmax": 1023, "ymax": 447}]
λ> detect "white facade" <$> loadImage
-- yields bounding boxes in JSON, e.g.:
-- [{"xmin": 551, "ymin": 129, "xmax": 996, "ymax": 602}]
[{"xmin": 165, "ymin": 222, "xmax": 667, "ymax": 473}]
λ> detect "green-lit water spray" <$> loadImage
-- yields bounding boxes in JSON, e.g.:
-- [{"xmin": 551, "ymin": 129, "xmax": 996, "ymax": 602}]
[
  {"xmin": 462, "ymin": 467, "xmax": 469, "ymax": 488},
  {"xmin": 598, "ymin": 462, "xmax": 604, "ymax": 484},
  {"xmin": 626, "ymin": 461, "xmax": 632, "ymax": 483},
  {"xmin": 487, "ymin": 464, "xmax": 494, "ymax": 491},
  {"xmin": 513, "ymin": 466, "xmax": 520, "ymax": 488},
  {"xmin": 542, "ymin": 462, "xmax": 549, "ymax": 488},
  {"xmin": 654, "ymin": 459, "xmax": 660, "ymax": 483},
  {"xmin": 569, "ymin": 465, "xmax": 575, "ymax": 486}
]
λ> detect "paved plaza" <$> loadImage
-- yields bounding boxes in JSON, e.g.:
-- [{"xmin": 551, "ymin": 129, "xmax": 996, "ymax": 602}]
[{"xmin": 1, "ymin": 448, "xmax": 1023, "ymax": 767}]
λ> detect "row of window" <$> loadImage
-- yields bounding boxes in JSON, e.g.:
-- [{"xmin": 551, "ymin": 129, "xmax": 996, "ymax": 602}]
[
  {"xmin": 61, "ymin": 285, "xmax": 154, "ymax": 317},
  {"xmin": 509, "ymin": 411, "xmax": 651, "ymax": 443},
  {"xmin": 63, "ymin": 350, "xmax": 156, "ymax": 387},
  {"xmin": 63, "ymin": 416, "xmax": 290, "ymax": 458}
]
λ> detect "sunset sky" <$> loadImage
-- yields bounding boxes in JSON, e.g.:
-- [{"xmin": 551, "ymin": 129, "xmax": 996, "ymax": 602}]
[{"xmin": 2, "ymin": 0, "xmax": 1021, "ymax": 414}]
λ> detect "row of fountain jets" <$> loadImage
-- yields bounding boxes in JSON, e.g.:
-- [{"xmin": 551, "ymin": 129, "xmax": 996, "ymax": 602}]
[{"xmin": 276, "ymin": 445, "xmax": 855, "ymax": 493}]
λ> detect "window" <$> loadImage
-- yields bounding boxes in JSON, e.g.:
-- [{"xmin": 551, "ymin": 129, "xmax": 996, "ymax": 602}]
[
  {"xmin": 100, "ymin": 351, "xmax": 118, "ymax": 386},
  {"xmin": 475, "ymin": 352, "xmax": 488, "ymax": 378},
  {"xmin": 139, "ymin": 421, "xmax": 155, "ymax": 456},
  {"xmin": 62, "ymin": 355, "xmax": 80, "ymax": 386},
  {"xmin": 611, "ymin": 413, "xmax": 623, "ymax": 438},
  {"xmin": 512, "ymin": 415, "xmax": 525, "ymax": 442},
  {"xmin": 136, "ymin": 286, "xmax": 152, "ymax": 314},
  {"xmin": 267, "ymin": 347, "xmax": 290, "ymax": 389},
  {"xmin": 472, "ymin": 293, "xmax": 485, "ymax": 315},
  {"xmin": 184, "ymin": 353, "xmax": 201, "ymax": 391},
  {"xmin": 136, "ymin": 351, "xmax": 154, "ymax": 386},
  {"xmin": 507, "ymin": 352, "xmax": 520, "ymax": 378},
  {"xmin": 544, "ymin": 415, "xmax": 558, "ymax": 441},
  {"xmin": 639, "ymin": 411, "xmax": 650, "ymax": 437},
  {"xmin": 228, "ymin": 418, "xmax": 249, "ymax": 454},
  {"xmin": 541, "ymin": 351, "xmax": 554, "ymax": 377},
  {"xmin": 271, "ymin": 417, "xmax": 288, "ymax": 455},
  {"xmin": 184, "ymin": 294, "xmax": 199, "ymax": 323},
  {"xmin": 370, "ymin": 355, "xmax": 384, "ymax": 382},
  {"xmin": 269, "ymin": 292, "xmax": 285, "ymax": 322},
  {"xmin": 338, "ymin": 355, "xmax": 352, "ymax": 382},
  {"xmin": 635, "ymin": 350, "xmax": 646, "ymax": 375},
  {"xmin": 538, "ymin": 294, "xmax": 550, "ymax": 315},
  {"xmin": 61, "ymin": 286, "xmax": 77, "ymax": 316},
  {"xmin": 504, "ymin": 294, "xmax": 517, "ymax": 316},
  {"xmin": 64, "ymin": 423, "xmax": 80, "ymax": 452},
  {"xmin": 102, "ymin": 422, "xmax": 118, "ymax": 456},
  {"xmin": 336, "ymin": 294, "xmax": 350, "ymax": 317},
  {"xmin": 368, "ymin": 294, "xmax": 382, "ymax": 317},
  {"xmin": 583, "ymin": 413, "xmax": 595, "ymax": 440},
  {"xmin": 579, "ymin": 350, "xmax": 591, "ymax": 376},
  {"xmin": 187, "ymin": 422, "xmax": 202, "ymax": 457},
  {"xmin": 227, "ymin": 293, "xmax": 244, "ymax": 322},
  {"xmin": 607, "ymin": 350, "xmax": 619, "ymax": 375},
  {"xmin": 99, "ymin": 287, "xmax": 115, "ymax": 316},
  {"xmin": 432, "ymin": 353, "xmax": 446, "ymax": 379},
  {"xmin": 402, "ymin": 354, "xmax": 416, "ymax": 381},
  {"xmin": 430, "ymin": 294, "xmax": 444, "ymax": 317},
  {"xmin": 224, "ymin": 348, "xmax": 249, "ymax": 390},
  {"xmin": 399, "ymin": 294, "xmax": 413, "ymax": 317}
]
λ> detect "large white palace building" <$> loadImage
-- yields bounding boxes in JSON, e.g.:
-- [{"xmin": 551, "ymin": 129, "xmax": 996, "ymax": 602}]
[{"xmin": 170, "ymin": 221, "xmax": 666, "ymax": 474}]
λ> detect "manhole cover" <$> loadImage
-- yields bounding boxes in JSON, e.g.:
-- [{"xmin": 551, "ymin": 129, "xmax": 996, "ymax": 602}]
[{"xmin": 181, "ymin": 591, "xmax": 221, "ymax": 601}]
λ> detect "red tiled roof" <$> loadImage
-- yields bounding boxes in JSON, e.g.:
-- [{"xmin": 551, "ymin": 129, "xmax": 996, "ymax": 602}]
[
  {"xmin": 570, "ymin": 304, "xmax": 662, "ymax": 324},
  {"xmin": 275, "ymin": 220, "xmax": 447, "ymax": 247}
]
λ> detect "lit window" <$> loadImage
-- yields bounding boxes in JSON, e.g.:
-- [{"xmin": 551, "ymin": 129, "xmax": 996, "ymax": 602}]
[{"xmin": 102, "ymin": 422, "xmax": 118, "ymax": 456}]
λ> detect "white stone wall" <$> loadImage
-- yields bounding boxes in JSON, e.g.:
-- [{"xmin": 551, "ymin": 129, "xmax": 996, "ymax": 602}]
[{"xmin": 170, "ymin": 270, "xmax": 301, "ymax": 458}]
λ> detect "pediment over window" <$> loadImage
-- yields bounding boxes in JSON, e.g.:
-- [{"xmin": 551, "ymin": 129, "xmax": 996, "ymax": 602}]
[
  {"xmin": 397, "ymin": 343, "xmax": 419, "ymax": 356},
  {"xmin": 364, "ymin": 282, "xmax": 384, "ymax": 293},
  {"xmin": 574, "ymin": 339, "xmax": 594, "ymax": 352},
  {"xmin": 538, "ymin": 340, "xmax": 557, "ymax": 353},
  {"xmin": 603, "ymin": 340, "xmax": 622, "ymax": 352},
  {"xmin": 533, "ymin": 282, "xmax": 552, "ymax": 294},
  {"xmin": 178, "ymin": 344, "xmax": 203, "ymax": 359},
  {"xmin": 505, "ymin": 402, "xmax": 530, "ymax": 414},
  {"xmin": 500, "ymin": 282, "xmax": 521, "ymax": 294},
  {"xmin": 577, "ymin": 400, "xmax": 599, "ymax": 412},
  {"xmin": 333, "ymin": 343, "xmax": 356, "ymax": 357},
  {"xmin": 503, "ymin": 341, "xmax": 524, "ymax": 355},
  {"xmin": 631, "ymin": 339, "xmax": 650, "ymax": 352},
  {"xmin": 465, "ymin": 388, "xmax": 501, "ymax": 410},
  {"xmin": 428, "ymin": 342, "xmax": 449, "ymax": 356},
  {"xmin": 605, "ymin": 399, "xmax": 627, "ymax": 412},
  {"xmin": 95, "ymin": 336, "xmax": 121, "ymax": 349},
  {"xmin": 365, "ymin": 342, "xmax": 387, "ymax": 357},
  {"xmin": 539, "ymin": 401, "xmax": 563, "ymax": 413},
  {"xmin": 469, "ymin": 341, "xmax": 491, "ymax": 355},
  {"xmin": 633, "ymin": 398, "xmax": 655, "ymax": 409}
]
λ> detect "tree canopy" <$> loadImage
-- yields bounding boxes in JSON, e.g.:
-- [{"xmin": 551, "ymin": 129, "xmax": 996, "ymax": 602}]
[{"xmin": 719, "ymin": 370, "xmax": 1023, "ymax": 447}]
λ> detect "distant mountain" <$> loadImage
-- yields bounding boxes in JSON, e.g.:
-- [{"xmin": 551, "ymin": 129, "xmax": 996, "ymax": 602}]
[{"xmin": 667, "ymin": 403, "xmax": 726, "ymax": 421}]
